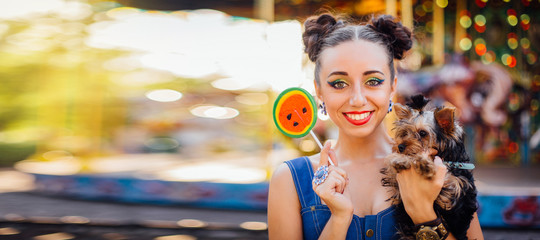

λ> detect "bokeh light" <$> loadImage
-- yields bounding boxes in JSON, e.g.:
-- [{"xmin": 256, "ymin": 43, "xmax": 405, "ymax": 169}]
[
  {"xmin": 521, "ymin": 14, "xmax": 530, "ymax": 30},
  {"xmin": 436, "ymin": 0, "xmax": 448, "ymax": 8},
  {"xmin": 532, "ymin": 99, "xmax": 540, "ymax": 111},
  {"xmin": 527, "ymin": 53, "xmax": 538, "ymax": 65},
  {"xmin": 475, "ymin": 43, "xmax": 487, "ymax": 56},
  {"xmin": 474, "ymin": 38, "xmax": 486, "ymax": 46},
  {"xmin": 145, "ymin": 89, "xmax": 183, "ymax": 102},
  {"xmin": 521, "ymin": 38, "xmax": 531, "ymax": 49},
  {"xmin": 521, "ymin": 14, "xmax": 530, "ymax": 24},
  {"xmin": 190, "ymin": 105, "xmax": 239, "ymax": 120},
  {"xmin": 415, "ymin": 5, "xmax": 426, "ymax": 17},
  {"xmin": 474, "ymin": 15, "xmax": 486, "ymax": 33},
  {"xmin": 474, "ymin": 15, "xmax": 486, "ymax": 27},
  {"xmin": 481, "ymin": 51, "xmax": 496, "ymax": 64},
  {"xmin": 460, "ymin": 15, "xmax": 472, "ymax": 28},
  {"xmin": 459, "ymin": 37, "xmax": 472, "ymax": 51},
  {"xmin": 508, "ymin": 142, "xmax": 519, "ymax": 154},
  {"xmin": 475, "ymin": 0, "xmax": 487, "ymax": 7},
  {"xmin": 426, "ymin": 21, "xmax": 434, "ymax": 33},
  {"xmin": 502, "ymin": 54, "xmax": 511, "ymax": 65},
  {"xmin": 507, "ymin": 38, "xmax": 519, "ymax": 49},
  {"xmin": 508, "ymin": 15, "xmax": 518, "ymax": 26},
  {"xmin": 422, "ymin": 1, "xmax": 434, "ymax": 12},
  {"xmin": 505, "ymin": 55, "xmax": 517, "ymax": 68}
]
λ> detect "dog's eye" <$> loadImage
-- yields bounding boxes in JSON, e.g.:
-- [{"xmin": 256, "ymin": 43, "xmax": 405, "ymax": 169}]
[{"xmin": 419, "ymin": 130, "xmax": 428, "ymax": 137}]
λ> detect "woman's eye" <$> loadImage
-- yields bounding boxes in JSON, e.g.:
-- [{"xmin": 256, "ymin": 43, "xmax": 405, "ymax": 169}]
[
  {"xmin": 366, "ymin": 78, "xmax": 384, "ymax": 86},
  {"xmin": 327, "ymin": 80, "xmax": 349, "ymax": 89}
]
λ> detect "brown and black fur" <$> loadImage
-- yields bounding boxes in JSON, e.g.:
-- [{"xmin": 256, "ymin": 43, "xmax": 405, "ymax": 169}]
[{"xmin": 381, "ymin": 95, "xmax": 478, "ymax": 240}]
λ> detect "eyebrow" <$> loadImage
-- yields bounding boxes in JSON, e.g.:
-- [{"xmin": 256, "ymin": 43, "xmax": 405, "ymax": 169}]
[{"xmin": 327, "ymin": 70, "xmax": 385, "ymax": 78}]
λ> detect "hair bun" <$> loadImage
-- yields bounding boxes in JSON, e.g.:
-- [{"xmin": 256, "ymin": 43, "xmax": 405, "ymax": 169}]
[
  {"xmin": 303, "ymin": 13, "xmax": 344, "ymax": 62},
  {"xmin": 369, "ymin": 15, "xmax": 412, "ymax": 60}
]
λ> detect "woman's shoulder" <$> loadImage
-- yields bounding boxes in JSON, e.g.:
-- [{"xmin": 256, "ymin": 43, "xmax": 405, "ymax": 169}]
[{"xmin": 271, "ymin": 155, "xmax": 319, "ymax": 185}]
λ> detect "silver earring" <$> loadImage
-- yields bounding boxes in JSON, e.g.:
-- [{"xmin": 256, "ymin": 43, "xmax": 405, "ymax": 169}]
[
  {"xmin": 388, "ymin": 100, "xmax": 394, "ymax": 113},
  {"xmin": 319, "ymin": 102, "xmax": 327, "ymax": 115}
]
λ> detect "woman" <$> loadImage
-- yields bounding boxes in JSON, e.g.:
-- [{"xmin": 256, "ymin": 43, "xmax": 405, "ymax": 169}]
[{"xmin": 267, "ymin": 13, "xmax": 483, "ymax": 240}]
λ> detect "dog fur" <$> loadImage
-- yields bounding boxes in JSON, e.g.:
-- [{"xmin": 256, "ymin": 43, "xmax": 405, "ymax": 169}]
[{"xmin": 381, "ymin": 95, "xmax": 478, "ymax": 240}]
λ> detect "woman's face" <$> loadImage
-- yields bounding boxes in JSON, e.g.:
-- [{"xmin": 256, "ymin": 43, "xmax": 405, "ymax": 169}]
[{"xmin": 316, "ymin": 40, "xmax": 396, "ymax": 138}]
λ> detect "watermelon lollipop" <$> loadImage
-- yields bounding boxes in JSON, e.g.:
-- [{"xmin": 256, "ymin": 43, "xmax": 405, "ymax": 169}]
[
  {"xmin": 273, "ymin": 87, "xmax": 334, "ymax": 165},
  {"xmin": 273, "ymin": 88, "xmax": 317, "ymax": 138}
]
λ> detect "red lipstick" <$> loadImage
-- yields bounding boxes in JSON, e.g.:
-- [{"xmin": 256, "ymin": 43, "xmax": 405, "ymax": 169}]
[{"xmin": 342, "ymin": 111, "xmax": 373, "ymax": 126}]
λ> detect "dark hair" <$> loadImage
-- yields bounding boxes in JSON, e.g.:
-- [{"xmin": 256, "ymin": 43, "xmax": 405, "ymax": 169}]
[{"xmin": 302, "ymin": 13, "xmax": 413, "ymax": 84}]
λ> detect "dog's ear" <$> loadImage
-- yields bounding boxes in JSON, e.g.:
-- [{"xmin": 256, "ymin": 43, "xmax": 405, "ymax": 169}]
[
  {"xmin": 393, "ymin": 103, "xmax": 412, "ymax": 120},
  {"xmin": 435, "ymin": 107, "xmax": 455, "ymax": 134}
]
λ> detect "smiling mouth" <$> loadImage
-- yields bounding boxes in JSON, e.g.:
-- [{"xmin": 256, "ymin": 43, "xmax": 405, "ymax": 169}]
[{"xmin": 343, "ymin": 111, "xmax": 374, "ymax": 126}]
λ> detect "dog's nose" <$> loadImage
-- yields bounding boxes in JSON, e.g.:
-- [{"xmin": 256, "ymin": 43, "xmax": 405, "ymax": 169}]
[{"xmin": 398, "ymin": 144, "xmax": 406, "ymax": 153}]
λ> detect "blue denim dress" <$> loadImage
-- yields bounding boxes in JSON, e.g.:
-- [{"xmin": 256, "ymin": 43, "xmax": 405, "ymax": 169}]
[{"xmin": 285, "ymin": 157, "xmax": 399, "ymax": 240}]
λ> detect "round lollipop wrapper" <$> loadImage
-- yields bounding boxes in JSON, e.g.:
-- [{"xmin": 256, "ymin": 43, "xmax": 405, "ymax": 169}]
[{"xmin": 273, "ymin": 87, "xmax": 317, "ymax": 138}]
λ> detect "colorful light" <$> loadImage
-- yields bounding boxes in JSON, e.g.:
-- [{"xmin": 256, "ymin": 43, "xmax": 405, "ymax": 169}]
[
  {"xmin": 426, "ymin": 21, "xmax": 434, "ymax": 33},
  {"xmin": 508, "ymin": 38, "xmax": 518, "ymax": 49},
  {"xmin": 481, "ymin": 51, "xmax": 496, "ymax": 64},
  {"xmin": 475, "ymin": 43, "xmax": 487, "ymax": 56},
  {"xmin": 509, "ymin": 93, "xmax": 520, "ymax": 112},
  {"xmin": 474, "ymin": 23, "xmax": 486, "ymax": 33},
  {"xmin": 474, "ymin": 15, "xmax": 486, "ymax": 33},
  {"xmin": 521, "ymin": 14, "xmax": 530, "ymax": 24},
  {"xmin": 436, "ymin": 0, "xmax": 448, "ymax": 8},
  {"xmin": 474, "ymin": 15, "xmax": 486, "ymax": 26},
  {"xmin": 415, "ymin": 5, "xmax": 426, "ymax": 17},
  {"xmin": 521, "ymin": 14, "xmax": 530, "ymax": 30},
  {"xmin": 422, "ymin": 1, "xmax": 434, "ymax": 12},
  {"xmin": 460, "ymin": 15, "xmax": 472, "ymax": 28},
  {"xmin": 475, "ymin": 0, "xmax": 487, "ymax": 7},
  {"xmin": 508, "ymin": 142, "xmax": 519, "ymax": 154},
  {"xmin": 532, "ymin": 99, "xmax": 539, "ymax": 111},
  {"xmin": 527, "ymin": 53, "xmax": 537, "ymax": 65},
  {"xmin": 501, "ymin": 54, "xmax": 510, "ymax": 65},
  {"xmin": 459, "ymin": 38, "xmax": 472, "ymax": 51},
  {"xmin": 508, "ymin": 55, "xmax": 517, "ymax": 68},
  {"xmin": 508, "ymin": 15, "xmax": 518, "ymax": 26},
  {"xmin": 474, "ymin": 38, "xmax": 486, "ymax": 46}
]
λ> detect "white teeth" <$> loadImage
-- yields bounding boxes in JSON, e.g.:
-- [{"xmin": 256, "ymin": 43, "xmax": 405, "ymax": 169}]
[{"xmin": 346, "ymin": 112, "xmax": 371, "ymax": 120}]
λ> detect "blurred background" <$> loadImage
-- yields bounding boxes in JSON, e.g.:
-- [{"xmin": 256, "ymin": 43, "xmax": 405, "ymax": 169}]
[{"xmin": 0, "ymin": 0, "xmax": 539, "ymax": 239}]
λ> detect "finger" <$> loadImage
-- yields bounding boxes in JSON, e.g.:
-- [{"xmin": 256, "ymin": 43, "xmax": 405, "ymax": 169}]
[
  {"xmin": 434, "ymin": 156, "xmax": 446, "ymax": 172},
  {"xmin": 326, "ymin": 174, "xmax": 347, "ymax": 194},
  {"xmin": 429, "ymin": 148, "xmax": 438, "ymax": 158},
  {"xmin": 318, "ymin": 142, "xmax": 332, "ymax": 168},
  {"xmin": 434, "ymin": 156, "xmax": 447, "ymax": 184},
  {"xmin": 331, "ymin": 173, "xmax": 347, "ymax": 193},
  {"xmin": 328, "ymin": 146, "xmax": 337, "ymax": 166},
  {"xmin": 313, "ymin": 174, "xmax": 345, "ymax": 196},
  {"xmin": 329, "ymin": 166, "xmax": 348, "ymax": 180}
]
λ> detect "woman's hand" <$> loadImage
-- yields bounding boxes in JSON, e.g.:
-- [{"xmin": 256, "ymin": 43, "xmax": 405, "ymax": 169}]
[
  {"xmin": 396, "ymin": 154, "xmax": 447, "ymax": 224},
  {"xmin": 312, "ymin": 142, "xmax": 353, "ymax": 221}
]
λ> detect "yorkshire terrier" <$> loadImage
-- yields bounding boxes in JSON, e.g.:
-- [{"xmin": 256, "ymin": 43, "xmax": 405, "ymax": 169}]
[{"xmin": 381, "ymin": 95, "xmax": 478, "ymax": 240}]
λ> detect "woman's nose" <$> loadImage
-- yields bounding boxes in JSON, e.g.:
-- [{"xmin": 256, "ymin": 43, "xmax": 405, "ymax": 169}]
[{"xmin": 349, "ymin": 87, "xmax": 367, "ymax": 106}]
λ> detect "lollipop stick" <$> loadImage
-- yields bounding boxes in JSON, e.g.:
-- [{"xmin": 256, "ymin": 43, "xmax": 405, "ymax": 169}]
[
  {"xmin": 292, "ymin": 109, "xmax": 335, "ymax": 166},
  {"xmin": 309, "ymin": 130, "xmax": 335, "ymax": 166}
]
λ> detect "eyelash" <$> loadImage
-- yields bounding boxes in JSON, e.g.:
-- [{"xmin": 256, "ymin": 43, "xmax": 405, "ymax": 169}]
[
  {"xmin": 366, "ymin": 77, "xmax": 384, "ymax": 86},
  {"xmin": 327, "ymin": 79, "xmax": 348, "ymax": 89},
  {"xmin": 327, "ymin": 77, "xmax": 384, "ymax": 89}
]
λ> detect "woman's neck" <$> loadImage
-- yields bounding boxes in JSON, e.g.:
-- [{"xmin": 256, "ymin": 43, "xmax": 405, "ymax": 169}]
[{"xmin": 333, "ymin": 124, "xmax": 393, "ymax": 166}]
